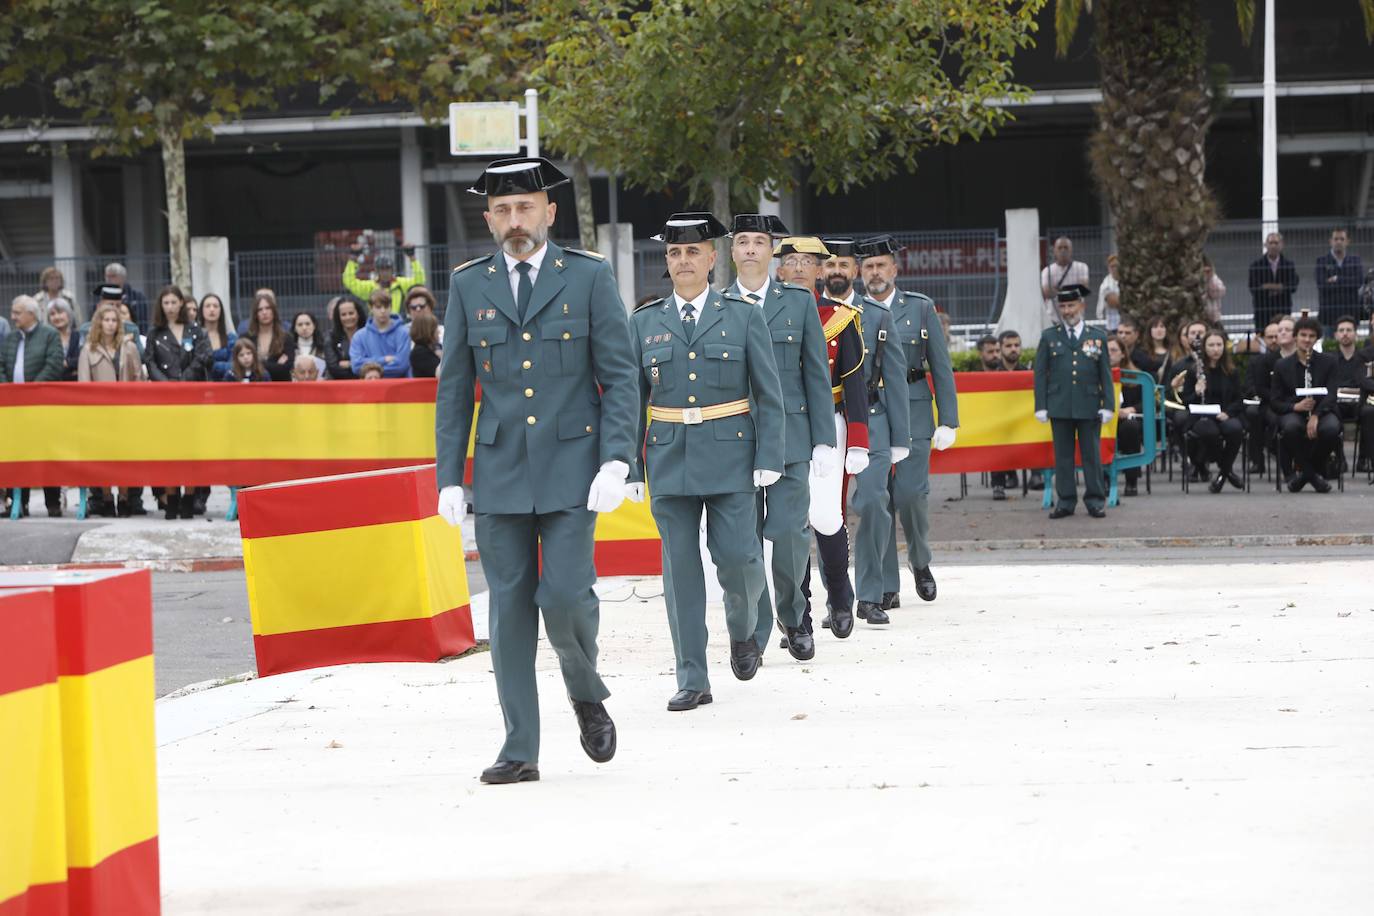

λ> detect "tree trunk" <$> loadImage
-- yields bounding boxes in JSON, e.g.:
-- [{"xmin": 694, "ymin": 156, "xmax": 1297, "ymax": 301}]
[
  {"xmin": 157, "ymin": 117, "xmax": 193, "ymax": 292},
  {"xmin": 571, "ymin": 158, "xmax": 598, "ymax": 250},
  {"xmin": 1090, "ymin": 0, "xmax": 1215, "ymax": 328},
  {"xmin": 710, "ymin": 124, "xmax": 734, "ymax": 283}
]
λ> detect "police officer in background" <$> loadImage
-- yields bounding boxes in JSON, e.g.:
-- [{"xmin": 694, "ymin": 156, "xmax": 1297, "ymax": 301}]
[
  {"xmin": 857, "ymin": 236, "xmax": 958, "ymax": 606},
  {"xmin": 724, "ymin": 215, "xmax": 835, "ymax": 662},
  {"xmin": 1033, "ymin": 284, "xmax": 1114, "ymax": 518},
  {"xmin": 435, "ymin": 157, "xmax": 640, "ymax": 785},
  {"xmin": 628, "ymin": 213, "xmax": 785, "ymax": 712}
]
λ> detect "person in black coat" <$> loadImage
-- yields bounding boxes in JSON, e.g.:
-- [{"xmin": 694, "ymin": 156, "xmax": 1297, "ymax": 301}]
[
  {"xmin": 1106, "ymin": 336, "xmax": 1144, "ymax": 496},
  {"xmin": 145, "ymin": 285, "xmax": 212, "ymax": 518},
  {"xmin": 1182, "ymin": 331, "xmax": 1246, "ymax": 492},
  {"xmin": 408, "ymin": 309, "xmax": 441, "ymax": 379},
  {"xmin": 325, "ymin": 295, "xmax": 364, "ymax": 379},
  {"xmin": 1247, "ymin": 232, "xmax": 1299, "ymax": 331},
  {"xmin": 1271, "ymin": 316, "xmax": 1342, "ymax": 492}
]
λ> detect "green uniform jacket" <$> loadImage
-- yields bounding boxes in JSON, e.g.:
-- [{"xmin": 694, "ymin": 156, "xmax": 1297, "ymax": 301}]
[
  {"xmin": 1033, "ymin": 322, "xmax": 1113, "ymax": 419},
  {"xmin": 630, "ymin": 291, "xmax": 785, "ymax": 495},
  {"xmin": 434, "ymin": 242, "xmax": 639, "ymax": 514},
  {"xmin": 889, "ymin": 290, "xmax": 958, "ymax": 438},
  {"xmin": 855, "ymin": 295, "xmax": 911, "ymax": 451},
  {"xmin": 0, "ymin": 323, "xmax": 65, "ymax": 382},
  {"xmin": 725, "ymin": 280, "xmax": 835, "ymax": 463}
]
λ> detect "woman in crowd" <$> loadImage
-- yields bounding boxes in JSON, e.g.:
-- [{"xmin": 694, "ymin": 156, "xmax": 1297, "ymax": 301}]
[
  {"xmin": 289, "ymin": 310, "xmax": 325, "ymax": 369},
  {"xmin": 1107, "ymin": 336, "xmax": 1144, "ymax": 496},
  {"xmin": 408, "ymin": 310, "xmax": 441, "ymax": 378},
  {"xmin": 78, "ymin": 302, "xmax": 144, "ymax": 516},
  {"xmin": 200, "ymin": 294, "xmax": 236, "ymax": 381},
  {"xmin": 183, "ymin": 293, "xmax": 199, "ymax": 326},
  {"xmin": 1145, "ymin": 317, "xmax": 1172, "ymax": 384},
  {"xmin": 1182, "ymin": 330, "xmax": 1245, "ymax": 493},
  {"xmin": 46, "ymin": 299, "xmax": 82, "ymax": 381},
  {"xmin": 325, "ymin": 295, "xmax": 363, "ymax": 379},
  {"xmin": 118, "ymin": 301, "xmax": 147, "ymax": 354},
  {"xmin": 247, "ymin": 291, "xmax": 292, "ymax": 381},
  {"xmin": 35, "ymin": 265, "xmax": 79, "ymax": 320},
  {"xmin": 404, "ymin": 286, "xmax": 443, "ymax": 344},
  {"xmin": 224, "ymin": 338, "xmax": 270, "ymax": 383},
  {"xmin": 146, "ymin": 285, "xmax": 212, "ymax": 519}
]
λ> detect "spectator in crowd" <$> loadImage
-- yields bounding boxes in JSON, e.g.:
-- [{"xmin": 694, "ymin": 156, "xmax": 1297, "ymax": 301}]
[
  {"xmin": 224, "ymin": 338, "xmax": 270, "ymax": 383},
  {"xmin": 976, "ymin": 334, "xmax": 1000, "ymax": 370},
  {"xmin": 1041, "ymin": 236, "xmax": 1089, "ymax": 327},
  {"xmin": 1272, "ymin": 316, "xmax": 1341, "ymax": 492},
  {"xmin": 146, "ymin": 285, "xmax": 211, "ymax": 519},
  {"xmin": 199, "ymin": 294, "xmax": 235, "ymax": 381},
  {"xmin": 326, "ymin": 295, "xmax": 364, "ymax": 379},
  {"xmin": 997, "ymin": 330, "xmax": 1022, "ymax": 370},
  {"xmin": 1116, "ymin": 316, "xmax": 1155, "ymax": 374},
  {"xmin": 1144, "ymin": 316, "xmax": 1171, "ymax": 380},
  {"xmin": 1167, "ymin": 319, "xmax": 1210, "ymax": 477},
  {"xmin": 81, "ymin": 286, "xmax": 145, "ymax": 359},
  {"xmin": 290, "ymin": 354, "xmax": 321, "ymax": 382},
  {"xmin": 1247, "ymin": 232, "xmax": 1298, "ymax": 331},
  {"xmin": 358, "ymin": 361, "xmax": 385, "ymax": 380},
  {"xmin": 1331, "ymin": 316, "xmax": 1366, "ymax": 471},
  {"xmin": 1106, "ymin": 336, "xmax": 1144, "ymax": 496},
  {"xmin": 1315, "ymin": 228, "xmax": 1364, "ymax": 333},
  {"xmin": 1097, "ymin": 253, "xmax": 1121, "ymax": 331},
  {"xmin": 116, "ymin": 301, "xmax": 147, "ymax": 353},
  {"xmin": 1202, "ymin": 254, "xmax": 1226, "ymax": 325},
  {"xmin": 0, "ymin": 314, "xmax": 9, "ymax": 342},
  {"xmin": 1, "ymin": 295, "xmax": 66, "ymax": 517},
  {"xmin": 246, "ymin": 291, "xmax": 292, "ymax": 381},
  {"xmin": 98, "ymin": 262, "xmax": 149, "ymax": 329},
  {"xmin": 289, "ymin": 311, "xmax": 323, "ymax": 362},
  {"xmin": 78, "ymin": 302, "xmax": 144, "ymax": 516},
  {"xmin": 938, "ymin": 310, "xmax": 952, "ymax": 343},
  {"xmin": 408, "ymin": 310, "xmax": 442, "ymax": 379},
  {"xmin": 1242, "ymin": 321, "xmax": 1281, "ymax": 473},
  {"xmin": 1358, "ymin": 343, "xmax": 1374, "ymax": 474},
  {"xmin": 349, "ymin": 289, "xmax": 412, "ymax": 378},
  {"xmin": 35, "ymin": 266, "xmax": 79, "ymax": 321},
  {"xmin": 45, "ymin": 299, "xmax": 82, "ymax": 381},
  {"xmin": 1359, "ymin": 268, "xmax": 1374, "ymax": 314},
  {"xmin": 1182, "ymin": 330, "xmax": 1245, "ymax": 493},
  {"xmin": 403, "ymin": 286, "xmax": 444, "ymax": 344},
  {"xmin": 342, "ymin": 244, "xmax": 425, "ymax": 314},
  {"xmin": 183, "ymin": 293, "xmax": 199, "ymax": 326}
]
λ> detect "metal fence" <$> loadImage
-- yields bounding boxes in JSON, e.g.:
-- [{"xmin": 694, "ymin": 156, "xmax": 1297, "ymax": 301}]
[{"xmin": 0, "ymin": 254, "xmax": 171, "ymax": 325}]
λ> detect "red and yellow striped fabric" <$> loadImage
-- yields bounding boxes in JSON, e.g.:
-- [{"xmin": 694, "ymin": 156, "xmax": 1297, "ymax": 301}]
[
  {"xmin": 0, "ymin": 570, "xmax": 160, "ymax": 916},
  {"xmin": 0, "ymin": 588, "xmax": 67, "ymax": 916},
  {"xmin": 238, "ymin": 464, "xmax": 475, "ymax": 677}
]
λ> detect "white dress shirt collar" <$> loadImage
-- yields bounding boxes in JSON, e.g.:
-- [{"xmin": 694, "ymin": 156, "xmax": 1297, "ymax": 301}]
[
  {"xmin": 737, "ymin": 277, "xmax": 770, "ymax": 302},
  {"xmin": 1065, "ymin": 319, "xmax": 1085, "ymax": 338},
  {"xmin": 674, "ymin": 286, "xmax": 711, "ymax": 320},
  {"xmin": 503, "ymin": 243, "xmax": 549, "ymax": 299}
]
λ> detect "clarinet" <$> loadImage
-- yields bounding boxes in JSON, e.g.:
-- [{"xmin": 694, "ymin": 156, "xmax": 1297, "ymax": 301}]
[{"xmin": 1302, "ymin": 364, "xmax": 1313, "ymax": 416}]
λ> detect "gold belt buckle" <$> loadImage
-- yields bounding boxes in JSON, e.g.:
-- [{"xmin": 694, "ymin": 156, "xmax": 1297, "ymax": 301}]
[{"xmin": 682, "ymin": 406, "xmax": 704, "ymax": 425}]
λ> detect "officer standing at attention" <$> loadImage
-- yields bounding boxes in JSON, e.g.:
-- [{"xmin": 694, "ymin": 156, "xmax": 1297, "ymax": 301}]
[
  {"xmin": 856, "ymin": 236, "xmax": 959, "ymax": 607},
  {"xmin": 819, "ymin": 238, "xmax": 910, "ymax": 627},
  {"xmin": 1033, "ymin": 284, "xmax": 1114, "ymax": 518},
  {"xmin": 434, "ymin": 157, "xmax": 640, "ymax": 785},
  {"xmin": 627, "ymin": 213, "xmax": 785, "ymax": 712},
  {"xmin": 724, "ymin": 215, "xmax": 836, "ymax": 662}
]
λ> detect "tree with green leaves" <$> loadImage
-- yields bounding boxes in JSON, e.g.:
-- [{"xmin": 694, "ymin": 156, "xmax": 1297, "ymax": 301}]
[{"xmin": 1054, "ymin": 0, "xmax": 1374, "ymax": 326}]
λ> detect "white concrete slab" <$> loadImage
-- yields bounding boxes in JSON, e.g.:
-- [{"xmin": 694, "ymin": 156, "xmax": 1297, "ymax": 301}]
[{"xmin": 157, "ymin": 560, "xmax": 1374, "ymax": 915}]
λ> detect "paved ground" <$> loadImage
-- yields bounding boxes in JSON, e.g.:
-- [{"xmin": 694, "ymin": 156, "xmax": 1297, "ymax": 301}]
[{"xmin": 155, "ymin": 557, "xmax": 1374, "ymax": 915}]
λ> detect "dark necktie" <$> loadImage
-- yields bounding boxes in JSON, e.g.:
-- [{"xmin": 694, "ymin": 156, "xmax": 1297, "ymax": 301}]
[
  {"xmin": 515, "ymin": 261, "xmax": 533, "ymax": 320},
  {"xmin": 682, "ymin": 302, "xmax": 696, "ymax": 334},
  {"xmin": 743, "ymin": 290, "xmax": 762, "ymax": 305}
]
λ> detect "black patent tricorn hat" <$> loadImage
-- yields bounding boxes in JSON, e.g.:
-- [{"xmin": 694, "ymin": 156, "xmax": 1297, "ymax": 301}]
[
  {"xmin": 652, "ymin": 212, "xmax": 729, "ymax": 244},
  {"xmin": 467, "ymin": 157, "xmax": 571, "ymax": 197},
  {"xmin": 729, "ymin": 213, "xmax": 789, "ymax": 237}
]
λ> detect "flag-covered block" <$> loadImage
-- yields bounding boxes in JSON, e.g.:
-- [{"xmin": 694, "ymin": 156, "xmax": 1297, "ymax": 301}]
[
  {"xmin": 239, "ymin": 464, "xmax": 475, "ymax": 677},
  {"xmin": 0, "ymin": 570, "xmax": 160, "ymax": 916}
]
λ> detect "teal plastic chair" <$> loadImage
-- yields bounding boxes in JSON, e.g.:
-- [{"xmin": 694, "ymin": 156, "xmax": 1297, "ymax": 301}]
[{"xmin": 1040, "ymin": 369, "xmax": 1158, "ymax": 509}]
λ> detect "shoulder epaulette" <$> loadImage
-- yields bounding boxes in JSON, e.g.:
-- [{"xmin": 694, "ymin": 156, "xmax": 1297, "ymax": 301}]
[
  {"xmin": 905, "ymin": 290, "xmax": 935, "ymax": 307},
  {"xmin": 720, "ymin": 291, "xmax": 748, "ymax": 304},
  {"xmin": 822, "ymin": 304, "xmax": 859, "ymax": 342},
  {"xmin": 633, "ymin": 296, "xmax": 665, "ymax": 313},
  {"xmin": 862, "ymin": 295, "xmax": 890, "ymax": 311},
  {"xmin": 565, "ymin": 247, "xmax": 605, "ymax": 260},
  {"xmin": 781, "ymin": 282, "xmax": 810, "ymax": 293},
  {"xmin": 453, "ymin": 254, "xmax": 493, "ymax": 274}
]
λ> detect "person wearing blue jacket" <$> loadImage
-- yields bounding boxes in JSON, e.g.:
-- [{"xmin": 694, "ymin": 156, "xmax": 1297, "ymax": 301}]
[{"xmin": 349, "ymin": 289, "xmax": 412, "ymax": 377}]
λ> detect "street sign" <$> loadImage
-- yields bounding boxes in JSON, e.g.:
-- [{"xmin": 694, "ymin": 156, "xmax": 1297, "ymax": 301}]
[{"xmin": 448, "ymin": 102, "xmax": 522, "ymax": 156}]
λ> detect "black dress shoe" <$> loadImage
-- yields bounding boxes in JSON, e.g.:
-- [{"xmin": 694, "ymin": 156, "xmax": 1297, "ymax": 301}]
[
  {"xmin": 127, "ymin": 500, "xmax": 148, "ymax": 516},
  {"xmin": 480, "ymin": 760, "xmax": 539, "ymax": 784},
  {"xmin": 46, "ymin": 505, "xmax": 64, "ymax": 518},
  {"xmin": 828, "ymin": 604, "xmax": 854, "ymax": 638},
  {"xmin": 1087, "ymin": 505, "xmax": 1106, "ymax": 518},
  {"xmin": 1049, "ymin": 506, "xmax": 1074, "ymax": 519},
  {"xmin": 856, "ymin": 601, "xmax": 890, "ymax": 625},
  {"xmin": 992, "ymin": 484, "xmax": 1006, "ymax": 501},
  {"xmin": 1028, "ymin": 471, "xmax": 1045, "ymax": 491},
  {"xmin": 729, "ymin": 638, "xmax": 761, "ymax": 680},
  {"xmin": 880, "ymin": 591, "xmax": 900, "ymax": 610},
  {"xmin": 667, "ymin": 689, "xmax": 712, "ymax": 712},
  {"xmin": 164, "ymin": 494, "xmax": 180, "ymax": 520},
  {"xmin": 914, "ymin": 567, "xmax": 937, "ymax": 602},
  {"xmin": 1123, "ymin": 481, "xmax": 1138, "ymax": 497},
  {"xmin": 1225, "ymin": 470, "xmax": 1244, "ymax": 490},
  {"xmin": 1287, "ymin": 473, "xmax": 1308, "ymax": 493},
  {"xmin": 1310, "ymin": 473, "xmax": 1331, "ymax": 494},
  {"xmin": 783, "ymin": 626, "xmax": 815, "ymax": 661},
  {"xmin": 1208, "ymin": 474, "xmax": 1225, "ymax": 494},
  {"xmin": 571, "ymin": 700, "xmax": 616, "ymax": 763}
]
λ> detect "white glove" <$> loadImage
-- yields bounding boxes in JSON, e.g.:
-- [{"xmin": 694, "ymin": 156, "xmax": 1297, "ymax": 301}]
[
  {"xmin": 586, "ymin": 460, "xmax": 630, "ymax": 513},
  {"xmin": 753, "ymin": 468, "xmax": 782, "ymax": 488},
  {"xmin": 810, "ymin": 443, "xmax": 836, "ymax": 478},
  {"xmin": 625, "ymin": 482, "xmax": 645, "ymax": 503},
  {"xmin": 890, "ymin": 446, "xmax": 910, "ymax": 464},
  {"xmin": 931, "ymin": 425, "xmax": 956, "ymax": 451},
  {"xmin": 844, "ymin": 447, "xmax": 869, "ymax": 475},
  {"xmin": 437, "ymin": 485, "xmax": 467, "ymax": 527},
  {"xmin": 1035, "ymin": 410, "xmax": 1049, "ymax": 424},
  {"xmin": 1097, "ymin": 409, "xmax": 1113, "ymax": 424}
]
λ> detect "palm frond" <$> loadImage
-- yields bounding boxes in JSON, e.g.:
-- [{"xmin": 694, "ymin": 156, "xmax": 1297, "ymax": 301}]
[{"xmin": 1054, "ymin": 0, "xmax": 1085, "ymax": 57}]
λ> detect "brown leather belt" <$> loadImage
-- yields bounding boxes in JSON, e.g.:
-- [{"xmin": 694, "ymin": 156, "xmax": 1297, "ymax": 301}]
[{"xmin": 649, "ymin": 398, "xmax": 751, "ymax": 425}]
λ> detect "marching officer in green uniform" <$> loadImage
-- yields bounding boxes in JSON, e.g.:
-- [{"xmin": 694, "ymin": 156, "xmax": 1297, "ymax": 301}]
[
  {"xmin": 858, "ymin": 236, "xmax": 959, "ymax": 607},
  {"xmin": 627, "ymin": 212, "xmax": 786, "ymax": 712},
  {"xmin": 434, "ymin": 157, "xmax": 640, "ymax": 785},
  {"xmin": 1033, "ymin": 283, "xmax": 1114, "ymax": 518},
  {"xmin": 819, "ymin": 238, "xmax": 910, "ymax": 626},
  {"xmin": 723, "ymin": 214, "xmax": 836, "ymax": 662}
]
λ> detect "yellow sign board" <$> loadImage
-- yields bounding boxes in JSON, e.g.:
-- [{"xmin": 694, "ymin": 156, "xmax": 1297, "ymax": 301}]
[{"xmin": 448, "ymin": 102, "xmax": 522, "ymax": 156}]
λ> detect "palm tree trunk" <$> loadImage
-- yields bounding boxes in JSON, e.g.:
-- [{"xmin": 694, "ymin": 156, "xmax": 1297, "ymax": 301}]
[
  {"xmin": 1090, "ymin": 0, "xmax": 1216, "ymax": 327},
  {"xmin": 570, "ymin": 158, "xmax": 598, "ymax": 250}
]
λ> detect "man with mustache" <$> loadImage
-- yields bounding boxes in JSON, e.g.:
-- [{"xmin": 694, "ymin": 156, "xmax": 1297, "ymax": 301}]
[{"xmin": 434, "ymin": 157, "xmax": 639, "ymax": 785}]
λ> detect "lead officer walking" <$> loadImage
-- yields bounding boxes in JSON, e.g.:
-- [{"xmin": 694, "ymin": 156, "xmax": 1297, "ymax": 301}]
[
  {"xmin": 434, "ymin": 157, "xmax": 640, "ymax": 784},
  {"xmin": 628, "ymin": 212, "xmax": 786, "ymax": 712}
]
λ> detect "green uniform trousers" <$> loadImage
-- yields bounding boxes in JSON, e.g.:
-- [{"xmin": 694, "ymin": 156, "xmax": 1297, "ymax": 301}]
[
  {"xmin": 1051, "ymin": 417, "xmax": 1105, "ymax": 512},
  {"xmin": 885, "ymin": 438, "xmax": 933, "ymax": 592},
  {"xmin": 652, "ymin": 491, "xmax": 764, "ymax": 692},
  {"xmin": 474, "ymin": 508, "xmax": 609, "ymax": 764},
  {"xmin": 852, "ymin": 444, "xmax": 895, "ymax": 605},
  {"xmin": 753, "ymin": 461, "xmax": 811, "ymax": 648}
]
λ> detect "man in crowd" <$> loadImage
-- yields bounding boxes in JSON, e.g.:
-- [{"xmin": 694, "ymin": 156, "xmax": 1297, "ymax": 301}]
[
  {"xmin": 0, "ymin": 295, "xmax": 66, "ymax": 518},
  {"xmin": 977, "ymin": 334, "xmax": 1000, "ymax": 370},
  {"xmin": 344, "ymin": 245, "xmax": 426, "ymax": 315},
  {"xmin": 1116, "ymin": 317, "xmax": 1154, "ymax": 374},
  {"xmin": 1244, "ymin": 316, "xmax": 1295, "ymax": 475},
  {"xmin": 435, "ymin": 157, "xmax": 639, "ymax": 784},
  {"xmin": 404, "ymin": 287, "xmax": 443, "ymax": 344},
  {"xmin": 1331, "ymin": 316, "xmax": 1367, "ymax": 472},
  {"xmin": 1248, "ymin": 232, "xmax": 1299, "ymax": 331},
  {"xmin": 350, "ymin": 290, "xmax": 413, "ymax": 377},
  {"xmin": 1271, "ymin": 316, "xmax": 1341, "ymax": 492},
  {"xmin": 1040, "ymin": 237, "xmax": 1089, "ymax": 328},
  {"xmin": 629, "ymin": 213, "xmax": 784, "ymax": 712},
  {"xmin": 982, "ymin": 331, "xmax": 1017, "ymax": 499},
  {"xmin": 290, "ymin": 354, "xmax": 321, "ymax": 382},
  {"xmin": 96, "ymin": 262, "xmax": 149, "ymax": 330},
  {"xmin": 998, "ymin": 330, "xmax": 1022, "ymax": 371},
  {"xmin": 1033, "ymin": 285, "xmax": 1114, "ymax": 518},
  {"xmin": 1315, "ymin": 229, "xmax": 1364, "ymax": 334},
  {"xmin": 723, "ymin": 215, "xmax": 834, "ymax": 664}
]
